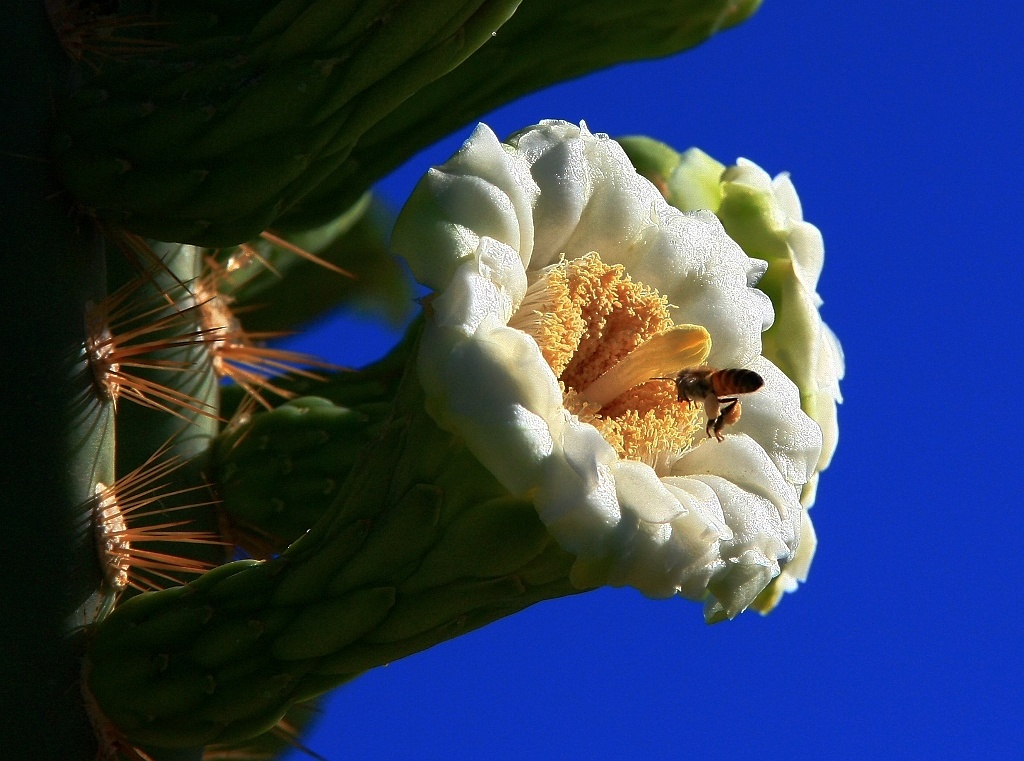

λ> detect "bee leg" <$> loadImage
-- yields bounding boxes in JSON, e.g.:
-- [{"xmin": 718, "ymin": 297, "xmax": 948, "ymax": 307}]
[
  {"xmin": 701, "ymin": 394, "xmax": 721, "ymax": 438},
  {"xmin": 711, "ymin": 399, "xmax": 741, "ymax": 441},
  {"xmin": 705, "ymin": 416, "xmax": 720, "ymax": 439}
]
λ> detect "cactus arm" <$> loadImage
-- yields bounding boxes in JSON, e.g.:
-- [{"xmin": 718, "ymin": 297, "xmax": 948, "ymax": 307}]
[
  {"xmin": 106, "ymin": 242, "xmax": 220, "ymax": 474},
  {"xmin": 56, "ymin": 0, "xmax": 525, "ymax": 246},
  {"xmin": 213, "ymin": 397, "xmax": 389, "ymax": 554},
  {"xmin": 280, "ymin": 0, "xmax": 763, "ymax": 229},
  {"xmin": 86, "ymin": 340, "xmax": 579, "ymax": 748}
]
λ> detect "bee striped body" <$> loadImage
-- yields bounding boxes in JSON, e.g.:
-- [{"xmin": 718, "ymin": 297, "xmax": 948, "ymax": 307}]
[{"xmin": 667, "ymin": 368, "xmax": 764, "ymax": 441}]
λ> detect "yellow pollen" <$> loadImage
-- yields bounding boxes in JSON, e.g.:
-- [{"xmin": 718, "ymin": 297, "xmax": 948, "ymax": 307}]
[{"xmin": 514, "ymin": 253, "xmax": 709, "ymax": 472}]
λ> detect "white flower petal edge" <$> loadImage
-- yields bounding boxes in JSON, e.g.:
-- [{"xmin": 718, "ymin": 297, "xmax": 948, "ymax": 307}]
[
  {"xmin": 393, "ymin": 121, "xmax": 823, "ymax": 620},
  {"xmin": 721, "ymin": 159, "xmax": 845, "ymax": 502}
]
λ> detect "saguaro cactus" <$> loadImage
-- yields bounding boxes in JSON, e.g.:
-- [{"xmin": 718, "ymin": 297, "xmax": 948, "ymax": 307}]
[{"xmin": 2, "ymin": 2, "xmax": 767, "ymax": 759}]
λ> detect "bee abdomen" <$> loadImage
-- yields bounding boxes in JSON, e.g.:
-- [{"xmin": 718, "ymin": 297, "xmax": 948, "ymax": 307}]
[{"xmin": 710, "ymin": 368, "xmax": 764, "ymax": 396}]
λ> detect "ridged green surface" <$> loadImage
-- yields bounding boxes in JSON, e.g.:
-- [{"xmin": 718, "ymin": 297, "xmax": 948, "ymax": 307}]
[
  {"xmin": 17, "ymin": 2, "xmax": 769, "ymax": 756},
  {"xmin": 87, "ymin": 357, "xmax": 579, "ymax": 747},
  {"xmin": 56, "ymin": 0, "xmax": 523, "ymax": 245},
  {"xmin": 201, "ymin": 697, "xmax": 327, "ymax": 760},
  {"xmin": 213, "ymin": 397, "xmax": 389, "ymax": 552},
  {"xmin": 55, "ymin": 0, "xmax": 760, "ymax": 246},
  {"xmin": 280, "ymin": 0, "xmax": 762, "ymax": 229}
]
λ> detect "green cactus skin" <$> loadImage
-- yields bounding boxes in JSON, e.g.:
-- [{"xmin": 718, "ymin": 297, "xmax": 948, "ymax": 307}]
[
  {"xmin": 201, "ymin": 696, "xmax": 327, "ymax": 760},
  {"xmin": 55, "ymin": 1, "xmax": 760, "ymax": 246},
  {"xmin": 212, "ymin": 317, "xmax": 416, "ymax": 553},
  {"xmin": 86, "ymin": 355, "xmax": 580, "ymax": 748},
  {"xmin": 55, "ymin": 0, "xmax": 525, "ymax": 246},
  {"xmin": 279, "ymin": 0, "xmax": 763, "ymax": 231},
  {"xmin": 213, "ymin": 396, "xmax": 389, "ymax": 554}
]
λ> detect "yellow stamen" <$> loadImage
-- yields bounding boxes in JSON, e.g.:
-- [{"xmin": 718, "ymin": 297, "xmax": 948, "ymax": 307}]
[
  {"xmin": 580, "ymin": 325, "xmax": 711, "ymax": 407},
  {"xmin": 519, "ymin": 253, "xmax": 712, "ymax": 473}
]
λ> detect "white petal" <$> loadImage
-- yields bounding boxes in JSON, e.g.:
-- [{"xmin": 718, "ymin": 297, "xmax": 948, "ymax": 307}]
[
  {"xmin": 424, "ymin": 324, "xmax": 564, "ymax": 494},
  {"xmin": 672, "ymin": 436, "xmax": 800, "ymax": 530},
  {"xmin": 398, "ymin": 120, "xmax": 832, "ymax": 619},
  {"xmin": 393, "ymin": 124, "xmax": 538, "ymax": 290},
  {"xmin": 732, "ymin": 357, "xmax": 823, "ymax": 491},
  {"xmin": 668, "ymin": 436, "xmax": 804, "ymax": 617},
  {"xmin": 536, "ymin": 416, "xmax": 621, "ymax": 559},
  {"xmin": 429, "ymin": 252, "xmax": 516, "ymax": 336},
  {"xmin": 628, "ymin": 211, "xmax": 774, "ymax": 368},
  {"xmin": 691, "ymin": 474, "xmax": 794, "ymax": 619},
  {"xmin": 511, "ymin": 124, "xmax": 592, "ymax": 270},
  {"xmin": 788, "ymin": 219, "xmax": 825, "ymax": 294},
  {"xmin": 770, "ymin": 171, "xmax": 804, "ymax": 222},
  {"xmin": 780, "ymin": 510, "xmax": 817, "ymax": 589},
  {"xmin": 610, "ymin": 459, "xmax": 684, "ymax": 525}
]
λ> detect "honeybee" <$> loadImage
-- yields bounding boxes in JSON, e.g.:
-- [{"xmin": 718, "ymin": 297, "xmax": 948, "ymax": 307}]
[{"xmin": 663, "ymin": 368, "xmax": 764, "ymax": 441}]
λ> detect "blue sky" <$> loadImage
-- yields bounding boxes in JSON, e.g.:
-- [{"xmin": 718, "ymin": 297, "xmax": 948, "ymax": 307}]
[{"xmin": 281, "ymin": 2, "xmax": 1023, "ymax": 758}]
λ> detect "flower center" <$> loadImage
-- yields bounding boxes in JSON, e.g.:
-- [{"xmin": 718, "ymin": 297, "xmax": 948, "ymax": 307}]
[{"xmin": 510, "ymin": 253, "xmax": 711, "ymax": 473}]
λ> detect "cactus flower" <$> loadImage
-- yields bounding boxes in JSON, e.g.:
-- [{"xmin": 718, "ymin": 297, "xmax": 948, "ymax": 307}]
[{"xmin": 392, "ymin": 121, "xmax": 823, "ymax": 622}]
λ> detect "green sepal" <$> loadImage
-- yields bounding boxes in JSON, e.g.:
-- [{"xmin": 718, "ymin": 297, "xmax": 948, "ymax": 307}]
[
  {"xmin": 128, "ymin": 669, "xmax": 218, "ymax": 722},
  {"xmin": 716, "ymin": 170, "xmax": 793, "ymax": 259},
  {"xmin": 325, "ymin": 484, "xmax": 442, "ymax": 594},
  {"xmin": 200, "ymin": 672, "xmax": 298, "ymax": 724},
  {"xmin": 271, "ymin": 587, "xmax": 397, "ymax": 660},
  {"xmin": 268, "ymin": 520, "xmax": 373, "ymax": 606},
  {"xmin": 200, "ymin": 697, "xmax": 327, "ymax": 761},
  {"xmin": 367, "ymin": 575, "xmax": 526, "ymax": 644},
  {"xmin": 401, "ymin": 495, "xmax": 551, "ymax": 592},
  {"xmin": 189, "ymin": 618, "xmax": 269, "ymax": 670},
  {"xmin": 618, "ymin": 136, "xmax": 726, "ymax": 212}
]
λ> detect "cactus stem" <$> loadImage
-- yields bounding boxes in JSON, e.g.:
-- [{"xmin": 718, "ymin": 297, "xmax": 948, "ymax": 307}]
[
  {"xmin": 107, "ymin": 227, "xmax": 191, "ymax": 305},
  {"xmin": 82, "ymin": 659, "xmax": 160, "ymax": 761},
  {"xmin": 86, "ymin": 247, "xmax": 342, "ymax": 423}
]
